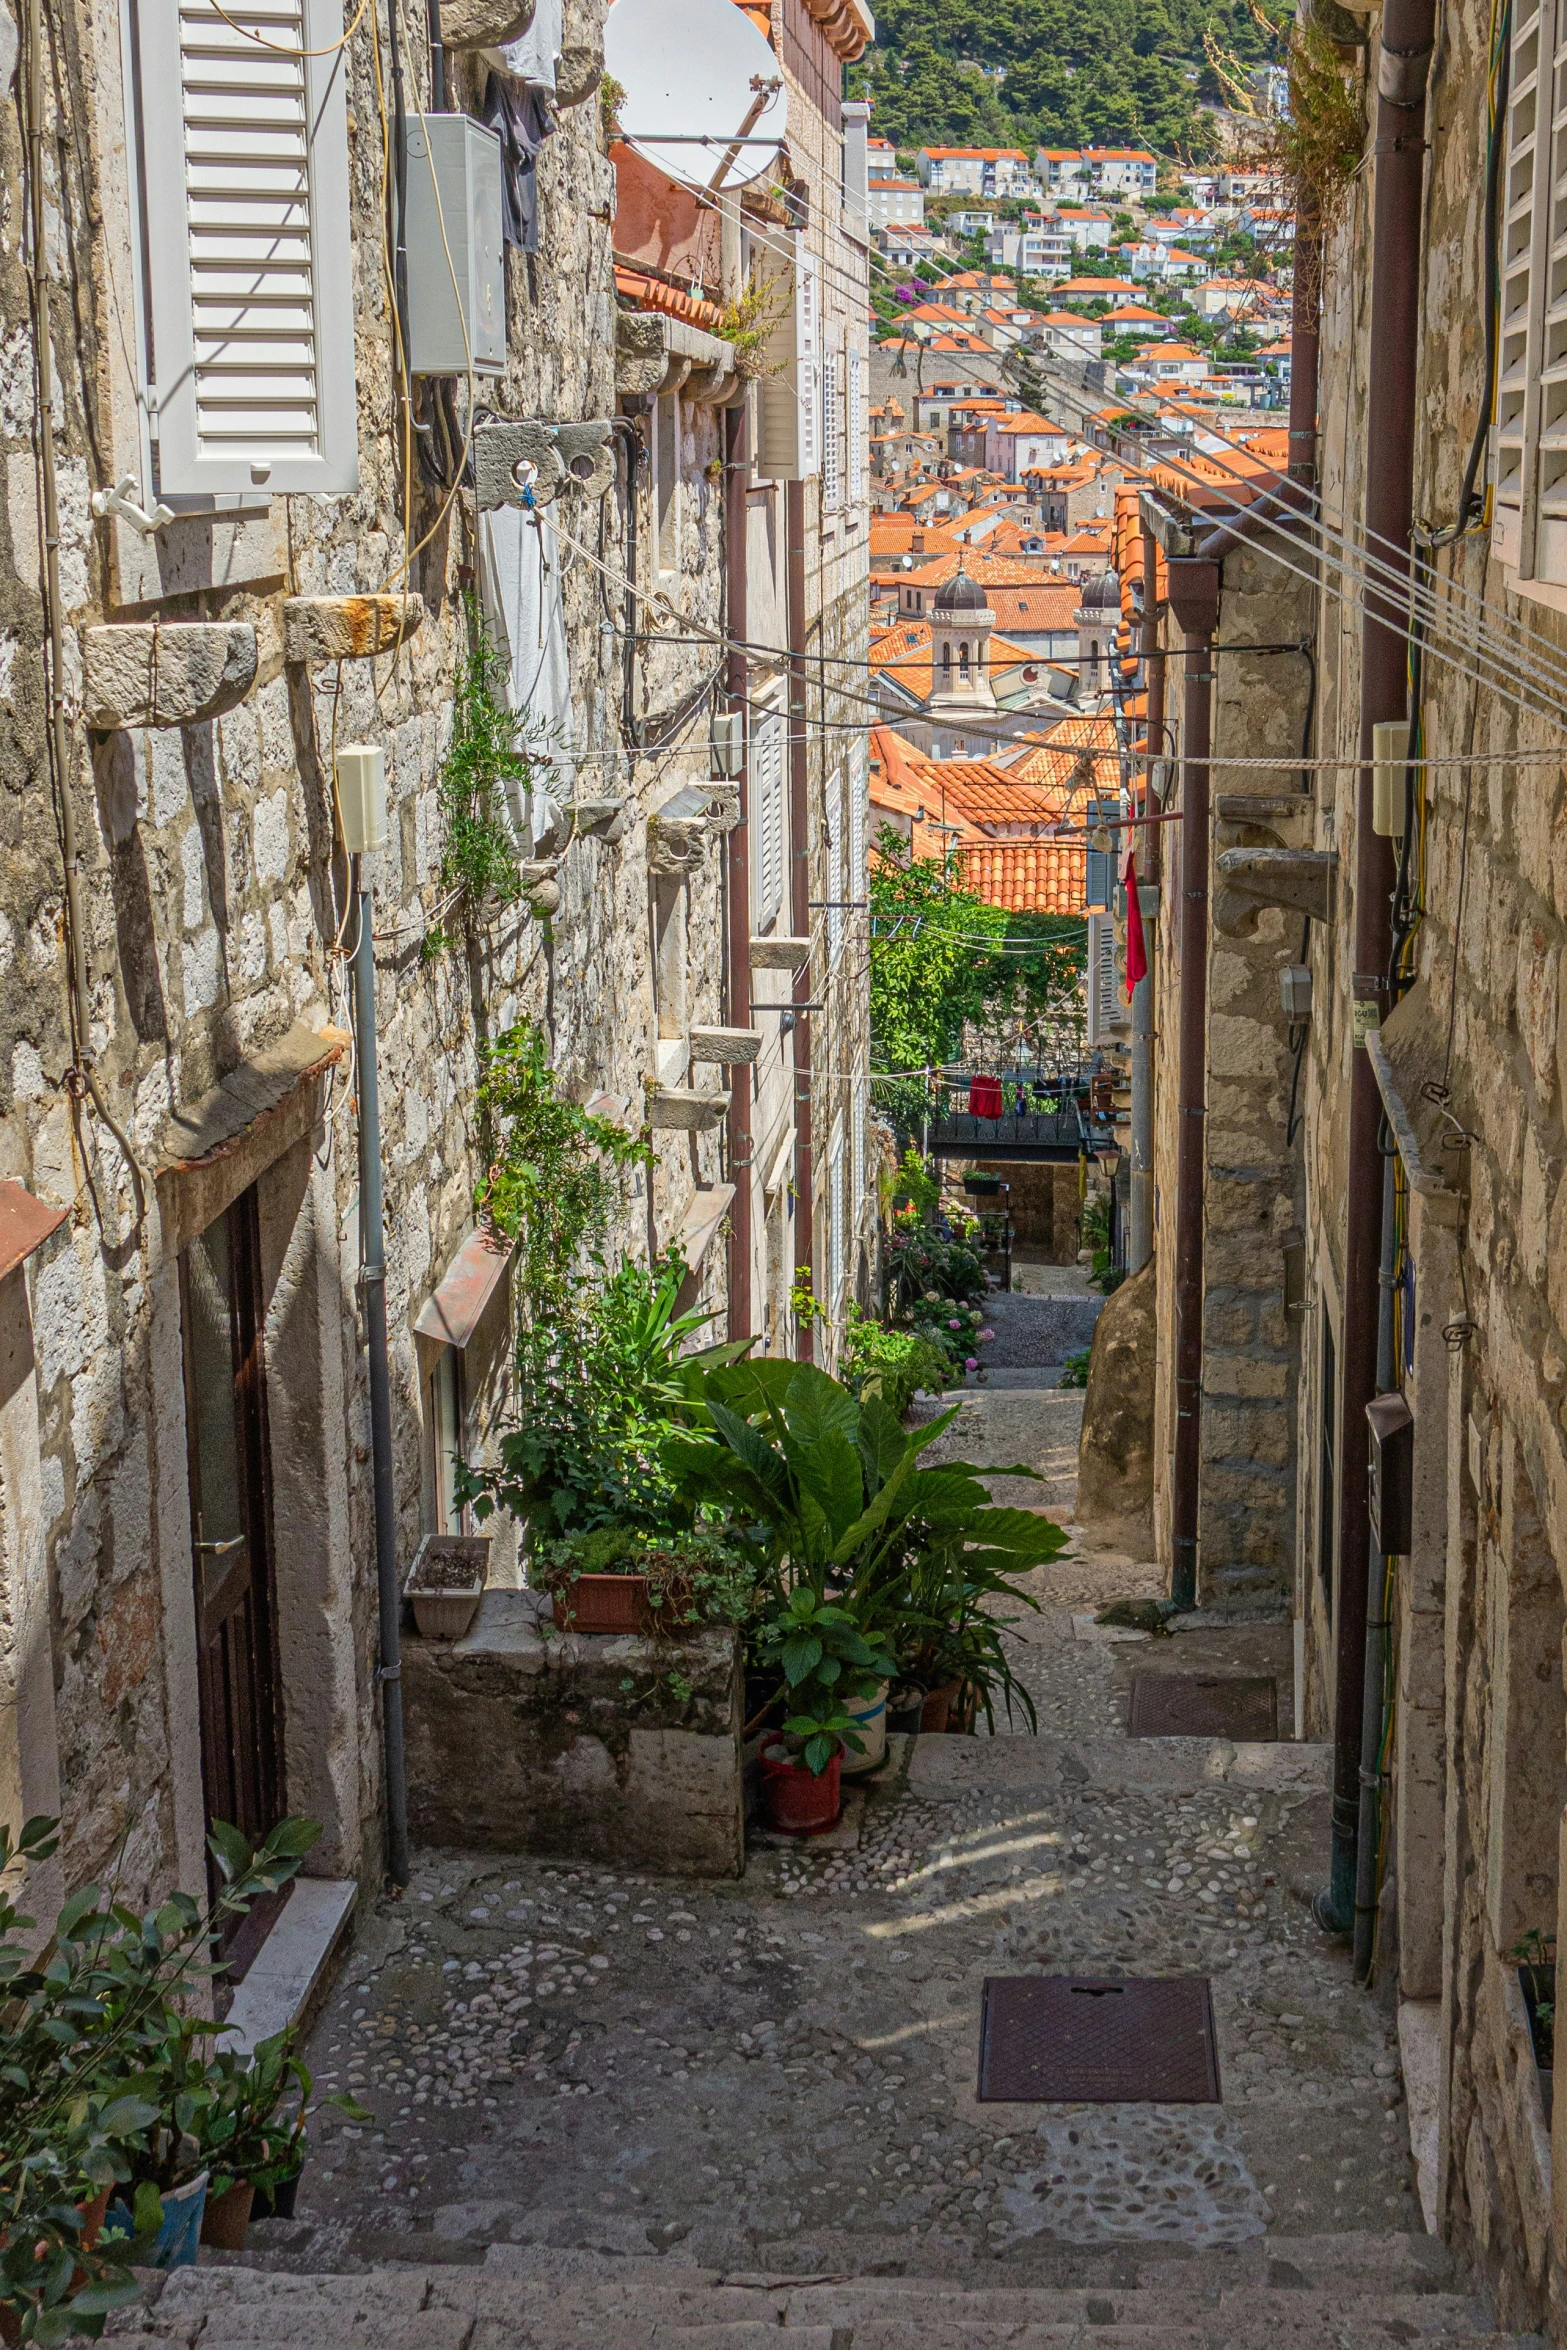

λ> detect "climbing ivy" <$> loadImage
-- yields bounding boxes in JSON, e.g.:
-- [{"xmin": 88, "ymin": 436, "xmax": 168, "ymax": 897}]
[{"xmin": 425, "ymin": 598, "xmax": 558, "ymax": 956}]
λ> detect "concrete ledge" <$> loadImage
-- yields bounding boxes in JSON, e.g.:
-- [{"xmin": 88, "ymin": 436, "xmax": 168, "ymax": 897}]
[
  {"xmin": 217, "ymin": 1877, "xmax": 356, "ymax": 2056},
  {"xmin": 283, "ymin": 594, "xmax": 424, "ymax": 664},
  {"xmin": 403, "ymin": 1590, "xmax": 743, "ymax": 1876},
  {"xmin": 907, "ymin": 1733, "xmax": 1333, "ymax": 1799}
]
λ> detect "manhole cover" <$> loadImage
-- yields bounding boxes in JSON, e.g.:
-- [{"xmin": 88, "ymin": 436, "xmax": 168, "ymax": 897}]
[
  {"xmin": 1128, "ymin": 1673, "xmax": 1277, "ymax": 1740},
  {"xmin": 977, "ymin": 1975, "xmax": 1222, "ymax": 2103}
]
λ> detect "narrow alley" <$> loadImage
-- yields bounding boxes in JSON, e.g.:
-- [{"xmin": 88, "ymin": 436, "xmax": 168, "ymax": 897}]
[{"xmin": 106, "ymin": 1317, "xmax": 1528, "ymax": 2348}]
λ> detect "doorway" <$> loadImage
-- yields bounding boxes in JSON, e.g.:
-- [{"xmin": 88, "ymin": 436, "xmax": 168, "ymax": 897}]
[{"xmin": 179, "ymin": 1183, "xmax": 283, "ymax": 1853}]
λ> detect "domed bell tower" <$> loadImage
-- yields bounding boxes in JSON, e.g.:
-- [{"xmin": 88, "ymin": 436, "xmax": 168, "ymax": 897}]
[{"xmin": 927, "ymin": 562, "xmax": 996, "ymax": 714}]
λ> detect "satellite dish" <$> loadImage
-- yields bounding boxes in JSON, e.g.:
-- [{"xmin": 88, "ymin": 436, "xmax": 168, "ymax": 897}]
[{"xmin": 605, "ymin": 0, "xmax": 788, "ymax": 187}]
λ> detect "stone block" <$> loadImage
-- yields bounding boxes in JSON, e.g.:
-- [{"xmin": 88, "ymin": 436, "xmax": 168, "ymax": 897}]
[
  {"xmin": 649, "ymin": 1086, "xmax": 730, "ymax": 1131},
  {"xmin": 1202, "ymin": 1353, "xmax": 1292, "ymax": 1402},
  {"xmin": 282, "ymin": 594, "xmax": 424, "ymax": 664},
  {"xmin": 81, "ymin": 622, "xmax": 257, "ymax": 730},
  {"xmin": 402, "ymin": 1591, "xmax": 743, "ymax": 1875},
  {"xmin": 690, "ymin": 1026, "xmax": 762, "ymax": 1064},
  {"xmin": 749, "ymin": 935, "xmax": 812, "ymax": 970},
  {"xmin": 439, "ymin": 0, "xmax": 533, "ymax": 43}
]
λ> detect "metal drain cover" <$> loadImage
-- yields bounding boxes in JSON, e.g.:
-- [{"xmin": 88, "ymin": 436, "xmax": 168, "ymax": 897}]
[
  {"xmin": 977, "ymin": 1974, "xmax": 1222, "ymax": 2103},
  {"xmin": 1128, "ymin": 1673, "xmax": 1278, "ymax": 1740}
]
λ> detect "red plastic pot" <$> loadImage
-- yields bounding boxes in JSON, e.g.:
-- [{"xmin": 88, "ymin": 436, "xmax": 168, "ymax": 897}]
[
  {"xmin": 760, "ymin": 1741, "xmax": 842, "ymax": 1834},
  {"xmin": 921, "ymin": 1677, "xmax": 962, "ymax": 1733},
  {"xmin": 551, "ymin": 1574, "xmax": 653, "ymax": 1635}
]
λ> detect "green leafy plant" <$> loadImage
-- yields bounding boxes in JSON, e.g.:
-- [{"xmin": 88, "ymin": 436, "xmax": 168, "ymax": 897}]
[
  {"xmin": 715, "ymin": 276, "xmax": 790, "ymax": 379},
  {"xmin": 668, "ymin": 1360, "xmax": 1065, "ymax": 1744},
  {"xmin": 425, "ymin": 601, "xmax": 560, "ymax": 956},
  {"xmin": 1508, "ymin": 1929, "xmax": 1557, "ymax": 2070},
  {"xmin": 841, "ymin": 1309, "xmax": 949, "ymax": 1420},
  {"xmin": 537, "ymin": 1522, "xmax": 763, "ymax": 1630},
  {"xmin": 755, "ymin": 1588, "xmax": 897, "ymax": 1774},
  {"xmin": 1058, "ymin": 1346, "xmax": 1092, "ymax": 1391},
  {"xmin": 0, "ymin": 1813, "xmax": 321, "ymax": 2342}
]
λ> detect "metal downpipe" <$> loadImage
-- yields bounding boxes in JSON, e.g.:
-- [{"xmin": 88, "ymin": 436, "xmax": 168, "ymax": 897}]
[
  {"xmin": 1129, "ymin": 530, "xmax": 1166, "ymax": 1273},
  {"xmin": 724, "ymin": 399, "xmax": 753, "ymax": 1342},
  {"xmin": 1352, "ymin": 1145, "xmax": 1399, "ymax": 1982},
  {"xmin": 787, "ymin": 477, "xmax": 814, "ymax": 1360},
  {"xmin": 351, "ymin": 865, "xmax": 409, "ymax": 1888},
  {"xmin": 1166, "ymin": 557, "xmax": 1221, "ymax": 1612},
  {"xmin": 1321, "ymin": 0, "xmax": 1435, "ymax": 1936}
]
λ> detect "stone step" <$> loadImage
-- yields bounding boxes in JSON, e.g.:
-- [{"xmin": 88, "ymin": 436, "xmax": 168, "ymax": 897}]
[{"xmin": 106, "ymin": 2266, "xmax": 1546, "ymax": 2350}]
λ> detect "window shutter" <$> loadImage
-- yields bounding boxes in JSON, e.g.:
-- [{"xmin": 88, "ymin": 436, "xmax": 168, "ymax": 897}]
[
  {"xmin": 750, "ymin": 700, "xmax": 787, "ymax": 930},
  {"xmin": 848, "ymin": 731, "xmax": 866, "ymax": 908},
  {"xmin": 827, "ymin": 763, "xmax": 845, "ymax": 965},
  {"xmin": 821, "ymin": 347, "xmax": 843, "ymax": 509},
  {"xmin": 1493, "ymin": 0, "xmax": 1567, "ymax": 580},
  {"xmin": 756, "ymin": 235, "xmax": 820, "ymax": 482},
  {"xmin": 1086, "ymin": 911, "xmax": 1121, "ymax": 1045},
  {"xmin": 851, "ymin": 1073, "xmax": 866, "ymax": 1233},
  {"xmin": 828, "ymin": 1120, "xmax": 845, "ymax": 1304},
  {"xmin": 138, "ymin": 0, "xmax": 358, "ymax": 497},
  {"xmin": 846, "ymin": 342, "xmax": 865, "ymax": 506}
]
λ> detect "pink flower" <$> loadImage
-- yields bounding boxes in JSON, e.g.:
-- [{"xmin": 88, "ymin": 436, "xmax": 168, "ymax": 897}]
[
  {"xmin": 979, "ymin": 1328, "xmax": 994, "ymax": 1341},
  {"xmin": 965, "ymin": 1356, "xmax": 979, "ymax": 1371},
  {"xmin": 948, "ymin": 1317, "xmax": 961, "ymax": 1329}
]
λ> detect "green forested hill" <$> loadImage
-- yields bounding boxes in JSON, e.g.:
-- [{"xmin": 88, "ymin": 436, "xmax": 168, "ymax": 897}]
[{"xmin": 847, "ymin": 0, "xmax": 1288, "ymax": 163}]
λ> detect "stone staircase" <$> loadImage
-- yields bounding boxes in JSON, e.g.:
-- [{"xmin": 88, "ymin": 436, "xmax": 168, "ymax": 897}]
[{"xmin": 107, "ymin": 2236, "xmax": 1547, "ymax": 2349}]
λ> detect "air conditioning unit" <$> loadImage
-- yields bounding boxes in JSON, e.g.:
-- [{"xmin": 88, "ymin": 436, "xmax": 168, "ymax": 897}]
[{"xmin": 405, "ymin": 115, "xmax": 506, "ymax": 377}]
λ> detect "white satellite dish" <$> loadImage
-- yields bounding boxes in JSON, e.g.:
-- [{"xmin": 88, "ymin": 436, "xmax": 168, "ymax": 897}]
[{"xmin": 605, "ymin": 0, "xmax": 788, "ymax": 188}]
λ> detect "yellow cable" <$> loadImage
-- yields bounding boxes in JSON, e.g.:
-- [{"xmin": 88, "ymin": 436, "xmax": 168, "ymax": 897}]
[{"xmin": 201, "ymin": 0, "xmax": 372, "ymax": 61}]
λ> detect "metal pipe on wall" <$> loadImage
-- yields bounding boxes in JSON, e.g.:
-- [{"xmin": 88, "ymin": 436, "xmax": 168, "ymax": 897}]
[
  {"xmin": 1128, "ymin": 531, "xmax": 1166, "ymax": 1273},
  {"xmin": 351, "ymin": 861, "xmax": 410, "ymax": 1889},
  {"xmin": 786, "ymin": 477, "xmax": 814, "ymax": 1360},
  {"xmin": 1288, "ymin": 181, "xmax": 1322, "ymax": 491},
  {"xmin": 1166, "ymin": 557, "xmax": 1221, "ymax": 1613},
  {"xmin": 1352, "ymin": 1146, "xmax": 1399, "ymax": 1982},
  {"xmin": 724, "ymin": 400, "xmax": 753, "ymax": 1343},
  {"xmin": 1322, "ymin": 0, "xmax": 1435, "ymax": 1937}
]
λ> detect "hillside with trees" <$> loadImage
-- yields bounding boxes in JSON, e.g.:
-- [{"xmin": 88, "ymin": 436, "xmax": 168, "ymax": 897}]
[{"xmin": 847, "ymin": 0, "xmax": 1289, "ymax": 161}]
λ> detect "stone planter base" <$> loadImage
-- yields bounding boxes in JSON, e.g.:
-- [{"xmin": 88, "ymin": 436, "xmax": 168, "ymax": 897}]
[{"xmin": 403, "ymin": 1590, "xmax": 743, "ymax": 1875}]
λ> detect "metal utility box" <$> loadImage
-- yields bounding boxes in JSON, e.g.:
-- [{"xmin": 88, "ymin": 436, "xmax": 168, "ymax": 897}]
[
  {"xmin": 405, "ymin": 115, "xmax": 506, "ymax": 377},
  {"xmin": 1366, "ymin": 1390, "xmax": 1415, "ymax": 1556},
  {"xmin": 1280, "ymin": 964, "xmax": 1313, "ymax": 1022}
]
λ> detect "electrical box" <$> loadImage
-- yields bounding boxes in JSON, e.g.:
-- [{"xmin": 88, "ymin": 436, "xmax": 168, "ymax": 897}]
[
  {"xmin": 711, "ymin": 711, "xmax": 743, "ymax": 777},
  {"xmin": 405, "ymin": 115, "xmax": 506, "ymax": 378},
  {"xmin": 1372, "ymin": 719, "xmax": 1410, "ymax": 838},
  {"xmin": 335, "ymin": 745, "xmax": 387, "ymax": 854},
  {"xmin": 1366, "ymin": 1390, "xmax": 1415, "ymax": 1556},
  {"xmin": 1280, "ymin": 964, "xmax": 1313, "ymax": 1022}
]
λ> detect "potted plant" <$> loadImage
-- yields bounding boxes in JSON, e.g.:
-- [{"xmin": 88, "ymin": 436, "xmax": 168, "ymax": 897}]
[
  {"xmin": 0, "ymin": 1810, "xmax": 323, "ymax": 2333},
  {"xmin": 404, "ymin": 1533, "xmax": 490, "ymax": 1640},
  {"xmin": 194, "ymin": 2030, "xmax": 323, "ymax": 2249},
  {"xmin": 752, "ymin": 1589, "xmax": 897, "ymax": 1830},
  {"xmin": 1511, "ymin": 1929, "xmax": 1556, "ymax": 2123}
]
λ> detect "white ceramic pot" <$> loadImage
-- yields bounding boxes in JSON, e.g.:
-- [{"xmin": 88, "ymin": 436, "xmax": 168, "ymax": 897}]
[{"xmin": 841, "ymin": 1679, "xmax": 889, "ymax": 1776}]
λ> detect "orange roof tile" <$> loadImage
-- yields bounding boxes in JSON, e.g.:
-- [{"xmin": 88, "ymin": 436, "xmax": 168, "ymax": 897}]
[
  {"xmin": 959, "ymin": 841, "xmax": 1086, "ymax": 916},
  {"xmin": 613, "ymin": 266, "xmax": 724, "ymax": 334}
]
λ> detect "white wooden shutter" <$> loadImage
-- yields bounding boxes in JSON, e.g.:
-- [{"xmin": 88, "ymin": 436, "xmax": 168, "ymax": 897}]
[
  {"xmin": 848, "ymin": 730, "xmax": 867, "ymax": 904},
  {"xmin": 750, "ymin": 699, "xmax": 786, "ymax": 930},
  {"xmin": 828, "ymin": 1119, "xmax": 846, "ymax": 1304},
  {"xmin": 827, "ymin": 762, "xmax": 845, "ymax": 965},
  {"xmin": 821, "ymin": 347, "xmax": 843, "ymax": 509},
  {"xmin": 847, "ymin": 342, "xmax": 865, "ymax": 506},
  {"xmin": 139, "ymin": 0, "xmax": 358, "ymax": 496},
  {"xmin": 756, "ymin": 235, "xmax": 820, "ymax": 482},
  {"xmin": 851, "ymin": 1073, "xmax": 867, "ymax": 1232},
  {"xmin": 1492, "ymin": 0, "xmax": 1567, "ymax": 581},
  {"xmin": 1086, "ymin": 911, "xmax": 1121, "ymax": 1044}
]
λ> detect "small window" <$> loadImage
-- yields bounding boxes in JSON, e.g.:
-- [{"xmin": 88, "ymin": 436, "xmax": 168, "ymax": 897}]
[{"xmin": 429, "ymin": 1346, "xmax": 468, "ymax": 1538}]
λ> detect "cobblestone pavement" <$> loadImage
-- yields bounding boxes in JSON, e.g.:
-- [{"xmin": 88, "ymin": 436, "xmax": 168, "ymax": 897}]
[{"xmin": 236, "ymin": 1396, "xmax": 1420, "ymax": 2291}]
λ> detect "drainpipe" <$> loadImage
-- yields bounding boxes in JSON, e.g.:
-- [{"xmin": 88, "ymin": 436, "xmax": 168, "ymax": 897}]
[
  {"xmin": 1353, "ymin": 1146, "xmax": 1398, "ymax": 1982},
  {"xmin": 1165, "ymin": 556, "xmax": 1221, "ymax": 1613},
  {"xmin": 787, "ymin": 477, "xmax": 814, "ymax": 1360},
  {"xmin": 1320, "ymin": 0, "xmax": 1435, "ymax": 1938},
  {"xmin": 1128, "ymin": 531, "xmax": 1165, "ymax": 1274},
  {"xmin": 724, "ymin": 398, "xmax": 753, "ymax": 1343},
  {"xmin": 1288, "ymin": 180, "xmax": 1322, "ymax": 491},
  {"xmin": 351, "ymin": 861, "xmax": 410, "ymax": 1889}
]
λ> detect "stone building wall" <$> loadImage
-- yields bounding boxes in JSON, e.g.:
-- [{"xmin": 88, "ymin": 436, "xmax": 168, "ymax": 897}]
[
  {"xmin": 1299, "ymin": 5, "xmax": 1567, "ymax": 2329},
  {"xmin": 1145, "ymin": 523, "xmax": 1313, "ymax": 1613},
  {"xmin": 0, "ymin": 0, "xmax": 869, "ymax": 1922}
]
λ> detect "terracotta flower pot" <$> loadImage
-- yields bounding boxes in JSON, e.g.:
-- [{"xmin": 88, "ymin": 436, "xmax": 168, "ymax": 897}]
[
  {"xmin": 920, "ymin": 1677, "xmax": 962, "ymax": 1733},
  {"xmin": 760, "ymin": 1741, "xmax": 842, "ymax": 1834},
  {"xmin": 200, "ymin": 2180, "xmax": 254, "ymax": 2250},
  {"xmin": 551, "ymin": 1574, "xmax": 653, "ymax": 1635}
]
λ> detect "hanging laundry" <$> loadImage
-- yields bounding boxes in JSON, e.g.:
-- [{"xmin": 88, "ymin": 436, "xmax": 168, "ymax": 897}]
[
  {"xmin": 477, "ymin": 501, "xmax": 575, "ymax": 850},
  {"xmin": 480, "ymin": 72, "xmax": 555, "ymax": 251},
  {"xmin": 968, "ymin": 1074, "xmax": 1004, "ymax": 1119},
  {"xmin": 489, "ymin": 0, "xmax": 561, "ymax": 89}
]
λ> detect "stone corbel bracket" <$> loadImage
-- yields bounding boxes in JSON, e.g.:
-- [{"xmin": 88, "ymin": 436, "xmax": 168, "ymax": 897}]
[
  {"xmin": 1212, "ymin": 848, "xmax": 1337, "ymax": 939},
  {"xmin": 473, "ymin": 419, "xmax": 616, "ymax": 511},
  {"xmin": 646, "ymin": 784, "xmax": 735, "ymax": 875},
  {"xmin": 648, "ymin": 1087, "xmax": 731, "ymax": 1132},
  {"xmin": 1213, "ymin": 793, "xmax": 1314, "ymax": 854},
  {"xmin": 519, "ymin": 858, "xmax": 560, "ymax": 916},
  {"xmin": 615, "ymin": 313, "xmax": 742, "ymax": 407},
  {"xmin": 566, "ymin": 796, "xmax": 629, "ymax": 843},
  {"xmin": 82, "ymin": 621, "xmax": 257, "ymax": 730},
  {"xmin": 749, "ymin": 935, "xmax": 812, "ymax": 972},
  {"xmin": 283, "ymin": 595, "xmax": 424, "ymax": 665},
  {"xmin": 690, "ymin": 1026, "xmax": 763, "ymax": 1065},
  {"xmin": 440, "ymin": 0, "xmax": 532, "ymax": 45}
]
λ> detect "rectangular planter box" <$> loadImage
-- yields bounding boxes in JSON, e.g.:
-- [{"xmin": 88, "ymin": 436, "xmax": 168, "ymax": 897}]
[
  {"xmin": 404, "ymin": 1533, "xmax": 489, "ymax": 1640},
  {"xmin": 551, "ymin": 1574, "xmax": 653, "ymax": 1635}
]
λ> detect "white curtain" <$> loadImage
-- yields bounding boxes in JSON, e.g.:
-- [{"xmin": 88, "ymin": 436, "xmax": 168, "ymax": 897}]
[{"xmin": 478, "ymin": 501, "xmax": 574, "ymax": 849}]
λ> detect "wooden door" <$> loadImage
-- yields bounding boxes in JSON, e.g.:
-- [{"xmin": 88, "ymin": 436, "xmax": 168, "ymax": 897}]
[{"xmin": 180, "ymin": 1185, "xmax": 282, "ymax": 1852}]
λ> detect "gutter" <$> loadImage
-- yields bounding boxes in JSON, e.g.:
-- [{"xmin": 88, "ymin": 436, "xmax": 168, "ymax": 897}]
[{"xmin": 1320, "ymin": 0, "xmax": 1437, "ymax": 1939}]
